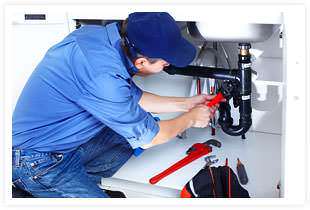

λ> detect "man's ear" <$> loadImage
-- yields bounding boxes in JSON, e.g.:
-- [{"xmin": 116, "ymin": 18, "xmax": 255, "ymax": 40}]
[{"xmin": 134, "ymin": 57, "xmax": 148, "ymax": 69}]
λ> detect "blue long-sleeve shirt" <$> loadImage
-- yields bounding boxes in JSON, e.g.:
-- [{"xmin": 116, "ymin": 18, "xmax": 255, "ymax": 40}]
[{"xmin": 13, "ymin": 22, "xmax": 159, "ymax": 153}]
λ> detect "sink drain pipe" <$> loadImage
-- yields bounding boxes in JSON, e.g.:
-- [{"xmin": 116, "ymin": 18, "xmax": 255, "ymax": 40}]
[{"xmin": 164, "ymin": 43, "xmax": 252, "ymax": 137}]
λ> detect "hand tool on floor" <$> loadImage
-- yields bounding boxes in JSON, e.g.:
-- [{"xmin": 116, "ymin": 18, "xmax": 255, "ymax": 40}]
[
  {"xmin": 149, "ymin": 139, "xmax": 221, "ymax": 185},
  {"xmin": 236, "ymin": 158, "xmax": 249, "ymax": 185},
  {"xmin": 225, "ymin": 158, "xmax": 232, "ymax": 198},
  {"xmin": 204, "ymin": 155, "xmax": 219, "ymax": 168},
  {"xmin": 204, "ymin": 155, "xmax": 219, "ymax": 197}
]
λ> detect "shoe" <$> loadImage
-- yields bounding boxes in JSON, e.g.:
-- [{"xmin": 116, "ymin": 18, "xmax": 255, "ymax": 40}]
[
  {"xmin": 104, "ymin": 190, "xmax": 126, "ymax": 198},
  {"xmin": 12, "ymin": 186, "xmax": 34, "ymax": 198}
]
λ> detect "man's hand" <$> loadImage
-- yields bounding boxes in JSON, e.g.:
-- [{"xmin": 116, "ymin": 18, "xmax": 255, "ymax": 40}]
[
  {"xmin": 186, "ymin": 94, "xmax": 216, "ymax": 110},
  {"xmin": 140, "ymin": 93, "xmax": 224, "ymax": 149},
  {"xmin": 141, "ymin": 103, "xmax": 217, "ymax": 149},
  {"xmin": 184, "ymin": 104, "xmax": 217, "ymax": 128},
  {"xmin": 185, "ymin": 94, "xmax": 208, "ymax": 110}
]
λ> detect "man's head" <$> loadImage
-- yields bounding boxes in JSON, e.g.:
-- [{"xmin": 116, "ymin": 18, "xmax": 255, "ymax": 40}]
[{"xmin": 121, "ymin": 12, "xmax": 196, "ymax": 76}]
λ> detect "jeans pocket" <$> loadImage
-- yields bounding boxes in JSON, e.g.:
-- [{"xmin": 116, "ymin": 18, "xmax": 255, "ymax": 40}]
[
  {"xmin": 110, "ymin": 145, "xmax": 132, "ymax": 163},
  {"xmin": 26, "ymin": 153, "xmax": 64, "ymax": 180}
]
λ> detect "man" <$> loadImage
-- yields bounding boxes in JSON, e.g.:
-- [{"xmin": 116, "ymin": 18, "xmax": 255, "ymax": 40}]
[{"xmin": 12, "ymin": 12, "xmax": 217, "ymax": 198}]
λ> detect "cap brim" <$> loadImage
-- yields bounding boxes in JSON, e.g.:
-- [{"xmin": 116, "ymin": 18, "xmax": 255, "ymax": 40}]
[{"xmin": 164, "ymin": 38, "xmax": 196, "ymax": 67}]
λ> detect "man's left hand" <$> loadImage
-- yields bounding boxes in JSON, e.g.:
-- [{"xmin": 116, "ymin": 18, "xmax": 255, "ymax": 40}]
[{"xmin": 186, "ymin": 94, "xmax": 215, "ymax": 109}]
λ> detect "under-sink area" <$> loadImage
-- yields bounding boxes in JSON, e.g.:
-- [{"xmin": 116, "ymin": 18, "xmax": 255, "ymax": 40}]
[
  {"xmin": 4, "ymin": 3, "xmax": 307, "ymax": 205},
  {"xmin": 66, "ymin": 17, "xmax": 285, "ymax": 198}
]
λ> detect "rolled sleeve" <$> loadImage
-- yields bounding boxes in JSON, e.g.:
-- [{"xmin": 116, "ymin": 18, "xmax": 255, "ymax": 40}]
[
  {"xmin": 77, "ymin": 73, "xmax": 159, "ymax": 149},
  {"xmin": 125, "ymin": 113, "xmax": 159, "ymax": 149}
]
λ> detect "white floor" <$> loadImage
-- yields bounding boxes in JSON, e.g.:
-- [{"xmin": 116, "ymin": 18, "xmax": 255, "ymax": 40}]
[{"xmin": 101, "ymin": 128, "xmax": 282, "ymax": 198}]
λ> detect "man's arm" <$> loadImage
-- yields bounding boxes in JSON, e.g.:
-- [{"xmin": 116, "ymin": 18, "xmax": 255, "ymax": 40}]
[
  {"xmin": 141, "ymin": 105, "xmax": 217, "ymax": 149},
  {"xmin": 138, "ymin": 91, "xmax": 210, "ymax": 113}
]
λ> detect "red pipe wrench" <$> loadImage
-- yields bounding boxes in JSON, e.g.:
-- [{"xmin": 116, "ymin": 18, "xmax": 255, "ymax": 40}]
[{"xmin": 149, "ymin": 139, "xmax": 221, "ymax": 185}]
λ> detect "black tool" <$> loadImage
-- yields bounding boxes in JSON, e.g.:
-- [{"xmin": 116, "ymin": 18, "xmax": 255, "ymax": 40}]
[
  {"xmin": 204, "ymin": 155, "xmax": 219, "ymax": 168},
  {"xmin": 236, "ymin": 158, "xmax": 248, "ymax": 185}
]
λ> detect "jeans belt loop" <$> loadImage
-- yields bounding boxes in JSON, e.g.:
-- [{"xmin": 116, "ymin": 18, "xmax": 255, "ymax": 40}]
[{"xmin": 14, "ymin": 150, "xmax": 21, "ymax": 167}]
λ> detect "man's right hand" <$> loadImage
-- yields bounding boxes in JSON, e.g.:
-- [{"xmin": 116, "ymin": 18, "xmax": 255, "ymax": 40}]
[
  {"xmin": 185, "ymin": 104, "xmax": 217, "ymax": 128},
  {"xmin": 141, "ymin": 103, "xmax": 218, "ymax": 149}
]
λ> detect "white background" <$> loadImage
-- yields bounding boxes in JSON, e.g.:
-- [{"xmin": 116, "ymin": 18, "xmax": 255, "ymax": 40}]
[{"xmin": 0, "ymin": 0, "xmax": 309, "ymax": 210}]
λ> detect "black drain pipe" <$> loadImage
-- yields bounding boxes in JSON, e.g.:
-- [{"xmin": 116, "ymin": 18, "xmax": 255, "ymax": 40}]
[
  {"xmin": 218, "ymin": 43, "xmax": 252, "ymax": 136},
  {"xmin": 164, "ymin": 43, "xmax": 252, "ymax": 137},
  {"xmin": 164, "ymin": 65, "xmax": 238, "ymax": 81}
]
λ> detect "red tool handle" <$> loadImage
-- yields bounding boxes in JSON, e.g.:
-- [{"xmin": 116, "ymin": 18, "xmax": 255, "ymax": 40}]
[
  {"xmin": 149, "ymin": 144, "xmax": 212, "ymax": 185},
  {"xmin": 206, "ymin": 92, "xmax": 225, "ymax": 107},
  {"xmin": 197, "ymin": 78, "xmax": 201, "ymax": 95}
]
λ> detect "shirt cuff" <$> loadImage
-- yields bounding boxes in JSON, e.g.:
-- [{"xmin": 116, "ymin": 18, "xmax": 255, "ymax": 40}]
[{"xmin": 126, "ymin": 114, "xmax": 160, "ymax": 149}]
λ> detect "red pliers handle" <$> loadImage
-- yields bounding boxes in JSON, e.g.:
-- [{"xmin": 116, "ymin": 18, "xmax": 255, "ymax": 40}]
[{"xmin": 206, "ymin": 92, "xmax": 225, "ymax": 107}]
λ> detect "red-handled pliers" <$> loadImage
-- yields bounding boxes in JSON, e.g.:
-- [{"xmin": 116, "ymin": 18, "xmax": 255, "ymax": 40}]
[{"xmin": 206, "ymin": 92, "xmax": 225, "ymax": 107}]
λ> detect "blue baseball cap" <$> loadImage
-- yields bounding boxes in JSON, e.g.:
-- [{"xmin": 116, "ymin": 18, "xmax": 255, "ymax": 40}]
[{"xmin": 126, "ymin": 12, "xmax": 196, "ymax": 67}]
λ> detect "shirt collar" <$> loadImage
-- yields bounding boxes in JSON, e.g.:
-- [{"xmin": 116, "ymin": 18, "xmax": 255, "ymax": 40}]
[{"xmin": 106, "ymin": 22, "xmax": 139, "ymax": 76}]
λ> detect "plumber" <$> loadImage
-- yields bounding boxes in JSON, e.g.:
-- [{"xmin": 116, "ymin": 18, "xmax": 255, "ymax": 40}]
[{"xmin": 12, "ymin": 12, "xmax": 217, "ymax": 198}]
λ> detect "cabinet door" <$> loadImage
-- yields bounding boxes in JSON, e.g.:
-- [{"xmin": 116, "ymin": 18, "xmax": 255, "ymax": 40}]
[{"xmin": 9, "ymin": 12, "xmax": 70, "ymax": 109}]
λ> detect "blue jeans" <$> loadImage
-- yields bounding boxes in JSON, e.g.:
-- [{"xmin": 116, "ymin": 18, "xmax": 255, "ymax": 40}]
[{"xmin": 12, "ymin": 127, "xmax": 133, "ymax": 198}]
